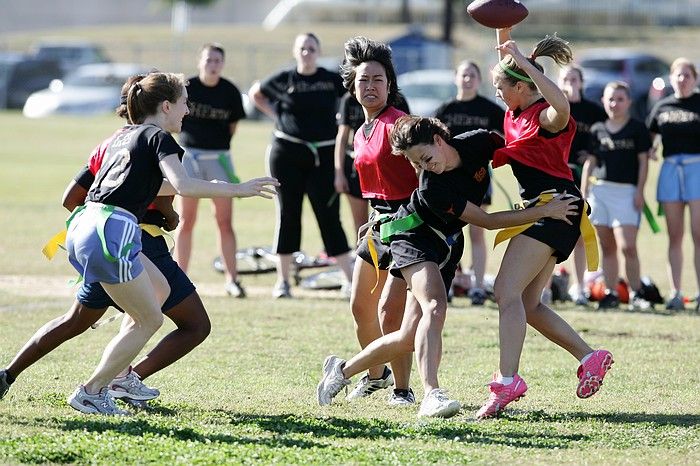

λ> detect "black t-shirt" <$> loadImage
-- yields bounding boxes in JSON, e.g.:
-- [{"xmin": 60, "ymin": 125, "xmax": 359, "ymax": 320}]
[
  {"xmin": 405, "ymin": 130, "xmax": 503, "ymax": 237},
  {"xmin": 589, "ymin": 119, "xmax": 651, "ymax": 185},
  {"xmin": 260, "ymin": 67, "xmax": 345, "ymax": 141},
  {"xmin": 646, "ymin": 92, "xmax": 700, "ymax": 158},
  {"xmin": 569, "ymin": 99, "xmax": 607, "ymax": 165},
  {"xmin": 179, "ymin": 77, "xmax": 246, "ymax": 150},
  {"xmin": 87, "ymin": 124, "xmax": 184, "ymax": 221},
  {"xmin": 434, "ymin": 96, "xmax": 504, "ymax": 137}
]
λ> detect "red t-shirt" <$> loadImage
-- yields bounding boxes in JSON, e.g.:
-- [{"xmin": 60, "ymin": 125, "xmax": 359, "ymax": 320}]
[
  {"xmin": 492, "ymin": 100, "xmax": 576, "ymax": 181},
  {"xmin": 353, "ymin": 106, "xmax": 418, "ymax": 200}
]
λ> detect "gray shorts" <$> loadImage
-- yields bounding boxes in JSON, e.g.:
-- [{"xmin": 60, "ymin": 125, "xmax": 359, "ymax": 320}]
[
  {"xmin": 182, "ymin": 148, "xmax": 238, "ymax": 183},
  {"xmin": 66, "ymin": 203, "xmax": 144, "ymax": 284}
]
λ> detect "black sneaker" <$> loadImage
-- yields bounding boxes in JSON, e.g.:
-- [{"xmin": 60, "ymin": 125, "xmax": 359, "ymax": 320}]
[
  {"xmin": 388, "ymin": 388, "xmax": 416, "ymax": 406},
  {"xmin": 0, "ymin": 370, "xmax": 11, "ymax": 400},
  {"xmin": 597, "ymin": 290, "xmax": 619, "ymax": 310},
  {"xmin": 469, "ymin": 288, "xmax": 488, "ymax": 306}
]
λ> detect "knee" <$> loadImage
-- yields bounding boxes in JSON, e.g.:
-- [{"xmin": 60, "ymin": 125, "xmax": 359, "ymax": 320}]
[
  {"xmin": 493, "ymin": 284, "xmax": 521, "ymax": 313},
  {"xmin": 193, "ymin": 315, "xmax": 212, "ymax": 344},
  {"xmin": 139, "ymin": 311, "xmax": 164, "ymax": 335},
  {"xmin": 422, "ymin": 301, "xmax": 446, "ymax": 325}
]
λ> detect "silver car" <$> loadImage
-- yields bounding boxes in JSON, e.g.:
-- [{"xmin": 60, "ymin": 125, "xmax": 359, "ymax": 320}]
[{"xmin": 23, "ymin": 63, "xmax": 150, "ymax": 118}]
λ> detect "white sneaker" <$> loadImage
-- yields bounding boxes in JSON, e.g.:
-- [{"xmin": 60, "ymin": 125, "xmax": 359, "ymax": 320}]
[
  {"xmin": 317, "ymin": 355, "xmax": 351, "ymax": 406},
  {"xmin": 418, "ymin": 388, "xmax": 461, "ymax": 418},
  {"xmin": 346, "ymin": 366, "xmax": 394, "ymax": 401},
  {"xmin": 68, "ymin": 385, "xmax": 128, "ymax": 415},
  {"xmin": 108, "ymin": 368, "xmax": 160, "ymax": 401},
  {"xmin": 225, "ymin": 280, "xmax": 246, "ymax": 298}
]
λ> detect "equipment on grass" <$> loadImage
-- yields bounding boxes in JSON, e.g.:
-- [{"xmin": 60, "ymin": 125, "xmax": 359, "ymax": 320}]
[
  {"xmin": 91, "ymin": 311, "xmax": 121, "ymax": 329},
  {"xmin": 466, "ymin": 0, "xmax": 529, "ymax": 29}
]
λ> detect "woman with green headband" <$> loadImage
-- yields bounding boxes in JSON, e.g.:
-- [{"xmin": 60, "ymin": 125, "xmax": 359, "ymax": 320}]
[{"xmin": 476, "ymin": 28, "xmax": 613, "ymax": 419}]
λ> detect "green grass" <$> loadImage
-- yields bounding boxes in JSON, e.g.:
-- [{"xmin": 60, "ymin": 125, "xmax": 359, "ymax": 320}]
[{"xmin": 0, "ymin": 110, "xmax": 699, "ymax": 464}]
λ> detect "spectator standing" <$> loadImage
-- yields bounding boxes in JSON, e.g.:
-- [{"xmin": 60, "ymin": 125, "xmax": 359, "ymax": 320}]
[
  {"xmin": 175, "ymin": 43, "xmax": 248, "ymax": 298},
  {"xmin": 435, "ymin": 60, "xmax": 504, "ymax": 305}
]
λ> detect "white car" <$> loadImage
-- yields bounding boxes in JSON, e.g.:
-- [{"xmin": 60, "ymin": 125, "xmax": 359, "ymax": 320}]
[
  {"xmin": 397, "ymin": 69, "xmax": 457, "ymax": 117},
  {"xmin": 23, "ymin": 63, "xmax": 151, "ymax": 118}
]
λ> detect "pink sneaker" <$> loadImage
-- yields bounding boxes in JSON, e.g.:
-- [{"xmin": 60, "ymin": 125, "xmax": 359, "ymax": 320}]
[
  {"xmin": 576, "ymin": 349, "xmax": 614, "ymax": 399},
  {"xmin": 476, "ymin": 374, "xmax": 528, "ymax": 419}
]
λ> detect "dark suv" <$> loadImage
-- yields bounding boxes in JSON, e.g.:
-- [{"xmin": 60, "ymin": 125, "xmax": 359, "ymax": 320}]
[{"xmin": 0, "ymin": 53, "xmax": 63, "ymax": 109}]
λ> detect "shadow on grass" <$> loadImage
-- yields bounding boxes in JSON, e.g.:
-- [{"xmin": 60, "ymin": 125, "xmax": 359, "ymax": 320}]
[
  {"xmin": 523, "ymin": 410, "xmax": 700, "ymax": 427},
  {"xmin": 213, "ymin": 411, "xmax": 587, "ymax": 449},
  {"xmin": 55, "ymin": 417, "xmax": 319, "ymax": 450}
]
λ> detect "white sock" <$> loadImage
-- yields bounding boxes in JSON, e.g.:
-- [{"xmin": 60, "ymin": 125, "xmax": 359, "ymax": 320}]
[
  {"xmin": 497, "ymin": 375, "xmax": 514, "ymax": 385},
  {"xmin": 580, "ymin": 352, "xmax": 593, "ymax": 365}
]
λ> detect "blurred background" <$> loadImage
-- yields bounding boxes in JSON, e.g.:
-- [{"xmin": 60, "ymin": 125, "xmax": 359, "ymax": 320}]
[{"xmin": 2, "ymin": 0, "xmax": 700, "ymax": 118}]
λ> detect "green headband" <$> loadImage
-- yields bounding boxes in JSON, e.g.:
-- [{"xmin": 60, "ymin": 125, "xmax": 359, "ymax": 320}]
[{"xmin": 499, "ymin": 60, "xmax": 534, "ymax": 83}]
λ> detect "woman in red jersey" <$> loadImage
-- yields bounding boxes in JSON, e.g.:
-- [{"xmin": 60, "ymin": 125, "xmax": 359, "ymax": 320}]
[
  {"xmin": 476, "ymin": 29, "xmax": 613, "ymax": 419},
  {"xmin": 337, "ymin": 36, "xmax": 419, "ymax": 406}
]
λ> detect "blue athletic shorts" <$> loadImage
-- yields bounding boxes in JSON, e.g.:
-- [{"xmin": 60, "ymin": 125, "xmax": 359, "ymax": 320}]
[
  {"xmin": 66, "ymin": 203, "xmax": 143, "ymax": 285},
  {"xmin": 657, "ymin": 154, "xmax": 700, "ymax": 203},
  {"xmin": 76, "ymin": 229, "xmax": 196, "ymax": 313}
]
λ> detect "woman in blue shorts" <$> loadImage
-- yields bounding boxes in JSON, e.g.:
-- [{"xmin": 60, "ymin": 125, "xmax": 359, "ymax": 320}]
[
  {"xmin": 646, "ymin": 58, "xmax": 700, "ymax": 311},
  {"xmin": 56, "ymin": 72, "xmax": 277, "ymax": 415},
  {"xmin": 0, "ymin": 80, "xmax": 214, "ymax": 408}
]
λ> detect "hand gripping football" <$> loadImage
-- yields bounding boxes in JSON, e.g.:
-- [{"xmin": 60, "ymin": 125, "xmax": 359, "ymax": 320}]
[{"xmin": 467, "ymin": 0, "xmax": 529, "ymax": 29}]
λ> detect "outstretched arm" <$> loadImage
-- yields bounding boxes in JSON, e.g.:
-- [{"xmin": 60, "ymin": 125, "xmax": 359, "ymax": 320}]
[
  {"xmin": 460, "ymin": 192, "xmax": 578, "ymax": 229},
  {"xmin": 159, "ymin": 154, "xmax": 279, "ymax": 199}
]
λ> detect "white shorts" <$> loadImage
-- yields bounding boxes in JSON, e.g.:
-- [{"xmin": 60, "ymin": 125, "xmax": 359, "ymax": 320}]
[{"xmin": 588, "ymin": 181, "xmax": 640, "ymax": 228}]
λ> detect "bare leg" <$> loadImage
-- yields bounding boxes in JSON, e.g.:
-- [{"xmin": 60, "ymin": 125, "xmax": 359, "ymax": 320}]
[
  {"xmin": 493, "ymin": 236, "xmax": 555, "ymax": 377},
  {"xmin": 402, "ymin": 262, "xmax": 448, "ymax": 393},
  {"xmin": 83, "ymin": 254, "xmax": 167, "ymax": 394},
  {"xmin": 596, "ymin": 225, "xmax": 619, "ymax": 288},
  {"xmin": 572, "ymin": 237, "xmax": 587, "ymax": 293},
  {"xmin": 342, "ymin": 296, "xmax": 422, "ymax": 379},
  {"xmin": 350, "ymin": 259, "xmax": 388, "ymax": 379},
  {"xmin": 276, "ymin": 253, "xmax": 293, "ymax": 285},
  {"xmin": 212, "ymin": 197, "xmax": 238, "ymax": 284},
  {"xmin": 132, "ymin": 292, "xmax": 211, "ymax": 380},
  {"xmin": 6, "ymin": 302, "xmax": 104, "ymax": 378},
  {"xmin": 468, "ymin": 224, "xmax": 487, "ymax": 289},
  {"xmin": 378, "ymin": 275, "xmax": 411, "ymax": 390},
  {"xmin": 334, "ymin": 251, "xmax": 355, "ymax": 284},
  {"xmin": 664, "ymin": 202, "xmax": 686, "ymax": 293},
  {"xmin": 522, "ymin": 257, "xmax": 593, "ymax": 362},
  {"xmin": 174, "ymin": 196, "xmax": 199, "ymax": 273},
  {"xmin": 688, "ymin": 200, "xmax": 700, "ymax": 294},
  {"xmin": 615, "ymin": 225, "xmax": 641, "ymax": 290}
]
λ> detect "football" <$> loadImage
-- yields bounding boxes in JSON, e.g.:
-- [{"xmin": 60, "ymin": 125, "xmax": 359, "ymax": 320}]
[{"xmin": 467, "ymin": 0, "xmax": 529, "ymax": 29}]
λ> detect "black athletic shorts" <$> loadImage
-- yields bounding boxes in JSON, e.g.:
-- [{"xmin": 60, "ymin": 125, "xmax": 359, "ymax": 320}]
[{"xmin": 520, "ymin": 197, "xmax": 588, "ymax": 263}]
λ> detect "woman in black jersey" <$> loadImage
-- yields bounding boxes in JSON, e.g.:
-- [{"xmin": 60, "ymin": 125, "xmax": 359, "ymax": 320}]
[
  {"xmin": 558, "ymin": 64, "xmax": 608, "ymax": 306},
  {"xmin": 646, "ymin": 58, "xmax": 700, "ymax": 311},
  {"xmin": 316, "ymin": 116, "xmax": 578, "ymax": 418},
  {"xmin": 582, "ymin": 81, "xmax": 651, "ymax": 310},
  {"xmin": 249, "ymin": 32, "xmax": 354, "ymax": 298},
  {"xmin": 64, "ymin": 72, "xmax": 278, "ymax": 414},
  {"xmin": 435, "ymin": 60, "xmax": 504, "ymax": 306}
]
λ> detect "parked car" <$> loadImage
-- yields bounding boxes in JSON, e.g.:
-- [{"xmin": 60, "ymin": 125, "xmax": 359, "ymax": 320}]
[
  {"xmin": 31, "ymin": 41, "xmax": 109, "ymax": 75},
  {"xmin": 0, "ymin": 52, "xmax": 63, "ymax": 109},
  {"xmin": 397, "ymin": 69, "xmax": 457, "ymax": 117},
  {"xmin": 23, "ymin": 63, "xmax": 150, "ymax": 118},
  {"xmin": 577, "ymin": 49, "xmax": 669, "ymax": 118}
]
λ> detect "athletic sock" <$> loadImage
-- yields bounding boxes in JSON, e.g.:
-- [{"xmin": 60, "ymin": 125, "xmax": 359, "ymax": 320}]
[
  {"xmin": 497, "ymin": 375, "xmax": 514, "ymax": 385},
  {"xmin": 580, "ymin": 352, "xmax": 593, "ymax": 365}
]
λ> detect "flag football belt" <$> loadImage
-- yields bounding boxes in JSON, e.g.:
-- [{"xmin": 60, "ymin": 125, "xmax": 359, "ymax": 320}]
[
  {"xmin": 273, "ymin": 130, "xmax": 335, "ymax": 167},
  {"xmin": 359, "ymin": 210, "xmax": 460, "ymax": 292},
  {"xmin": 190, "ymin": 151, "xmax": 240, "ymax": 184},
  {"xmin": 42, "ymin": 209, "xmax": 170, "ymax": 260},
  {"xmin": 493, "ymin": 190, "xmax": 600, "ymax": 271},
  {"xmin": 589, "ymin": 177, "xmax": 661, "ymax": 234}
]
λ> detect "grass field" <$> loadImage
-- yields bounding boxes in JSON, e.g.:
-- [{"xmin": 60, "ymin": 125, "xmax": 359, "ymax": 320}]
[{"xmin": 0, "ymin": 110, "xmax": 698, "ymax": 465}]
